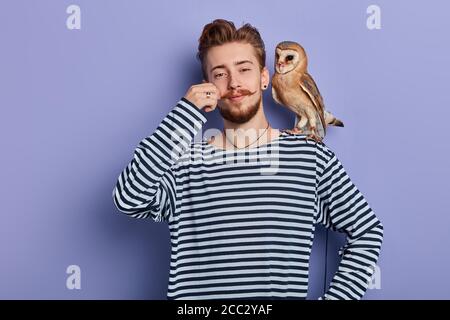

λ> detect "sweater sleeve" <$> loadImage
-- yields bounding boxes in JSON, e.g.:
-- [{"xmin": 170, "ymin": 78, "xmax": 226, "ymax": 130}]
[
  {"xmin": 112, "ymin": 98, "xmax": 207, "ymax": 221},
  {"xmin": 315, "ymin": 146, "xmax": 384, "ymax": 300}
]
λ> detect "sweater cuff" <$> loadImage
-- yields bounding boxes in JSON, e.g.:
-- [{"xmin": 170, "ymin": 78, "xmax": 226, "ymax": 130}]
[{"xmin": 179, "ymin": 97, "xmax": 208, "ymax": 124}]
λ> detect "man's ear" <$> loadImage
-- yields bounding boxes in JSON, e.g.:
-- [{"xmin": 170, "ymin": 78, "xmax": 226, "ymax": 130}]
[{"xmin": 261, "ymin": 66, "xmax": 270, "ymax": 88}]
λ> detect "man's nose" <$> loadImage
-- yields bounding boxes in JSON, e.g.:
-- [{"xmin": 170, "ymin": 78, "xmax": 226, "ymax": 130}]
[{"xmin": 227, "ymin": 72, "xmax": 241, "ymax": 90}]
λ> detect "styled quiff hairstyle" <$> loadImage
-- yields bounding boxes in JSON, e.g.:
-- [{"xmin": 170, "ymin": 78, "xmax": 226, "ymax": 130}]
[{"xmin": 197, "ymin": 19, "xmax": 266, "ymax": 81}]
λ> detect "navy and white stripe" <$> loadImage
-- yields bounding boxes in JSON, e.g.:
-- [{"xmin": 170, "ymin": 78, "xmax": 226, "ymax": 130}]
[{"xmin": 112, "ymin": 97, "xmax": 383, "ymax": 300}]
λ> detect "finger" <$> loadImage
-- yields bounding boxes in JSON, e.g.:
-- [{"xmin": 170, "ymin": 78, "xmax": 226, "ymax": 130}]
[
  {"xmin": 207, "ymin": 86, "xmax": 220, "ymax": 96},
  {"xmin": 194, "ymin": 81, "xmax": 214, "ymax": 87},
  {"xmin": 204, "ymin": 104, "xmax": 217, "ymax": 112},
  {"xmin": 202, "ymin": 83, "xmax": 220, "ymax": 93},
  {"xmin": 199, "ymin": 90, "xmax": 219, "ymax": 100},
  {"xmin": 201, "ymin": 98, "xmax": 218, "ymax": 111},
  {"xmin": 199, "ymin": 81, "xmax": 219, "ymax": 90},
  {"xmin": 203, "ymin": 97, "xmax": 219, "ymax": 107},
  {"xmin": 210, "ymin": 83, "xmax": 221, "ymax": 96},
  {"xmin": 191, "ymin": 84, "xmax": 218, "ymax": 95}
]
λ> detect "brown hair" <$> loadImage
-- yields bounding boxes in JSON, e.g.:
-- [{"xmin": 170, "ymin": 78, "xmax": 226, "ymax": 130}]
[{"xmin": 197, "ymin": 19, "xmax": 266, "ymax": 80}]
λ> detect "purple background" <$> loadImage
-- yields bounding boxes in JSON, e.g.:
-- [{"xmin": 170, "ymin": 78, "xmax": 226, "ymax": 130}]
[{"xmin": 1, "ymin": 0, "xmax": 449, "ymax": 299}]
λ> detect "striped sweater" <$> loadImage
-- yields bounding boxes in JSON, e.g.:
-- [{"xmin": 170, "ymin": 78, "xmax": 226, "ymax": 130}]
[{"xmin": 112, "ymin": 97, "xmax": 384, "ymax": 300}]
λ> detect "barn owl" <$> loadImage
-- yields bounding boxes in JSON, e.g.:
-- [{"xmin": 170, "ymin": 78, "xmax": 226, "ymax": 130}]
[{"xmin": 271, "ymin": 41, "xmax": 344, "ymax": 142}]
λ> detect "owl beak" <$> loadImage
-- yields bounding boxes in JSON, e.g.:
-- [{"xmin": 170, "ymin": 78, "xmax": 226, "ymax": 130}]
[{"xmin": 277, "ymin": 63, "xmax": 285, "ymax": 69}]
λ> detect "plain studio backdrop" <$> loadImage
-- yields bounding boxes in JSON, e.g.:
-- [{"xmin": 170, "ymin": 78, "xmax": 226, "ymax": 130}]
[{"xmin": 0, "ymin": 0, "xmax": 449, "ymax": 299}]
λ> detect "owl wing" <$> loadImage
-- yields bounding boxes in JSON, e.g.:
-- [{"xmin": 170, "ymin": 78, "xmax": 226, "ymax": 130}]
[
  {"xmin": 271, "ymin": 86, "xmax": 282, "ymax": 105},
  {"xmin": 299, "ymin": 72, "xmax": 327, "ymax": 135}
]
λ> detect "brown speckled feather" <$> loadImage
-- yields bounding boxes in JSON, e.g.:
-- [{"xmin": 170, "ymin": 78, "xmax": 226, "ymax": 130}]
[{"xmin": 299, "ymin": 72, "xmax": 327, "ymax": 136}]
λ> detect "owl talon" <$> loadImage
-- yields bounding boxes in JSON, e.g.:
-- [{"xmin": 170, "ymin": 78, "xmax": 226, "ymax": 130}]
[
  {"xmin": 303, "ymin": 126, "xmax": 322, "ymax": 143},
  {"xmin": 305, "ymin": 133, "xmax": 322, "ymax": 144},
  {"xmin": 282, "ymin": 127, "xmax": 303, "ymax": 135}
]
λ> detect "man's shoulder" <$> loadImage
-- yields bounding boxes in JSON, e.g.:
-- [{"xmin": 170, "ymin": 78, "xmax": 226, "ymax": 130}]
[{"xmin": 280, "ymin": 131, "xmax": 333, "ymax": 153}]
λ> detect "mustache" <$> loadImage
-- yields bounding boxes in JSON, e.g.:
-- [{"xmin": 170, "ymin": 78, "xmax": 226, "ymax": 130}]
[{"xmin": 221, "ymin": 89, "xmax": 257, "ymax": 99}]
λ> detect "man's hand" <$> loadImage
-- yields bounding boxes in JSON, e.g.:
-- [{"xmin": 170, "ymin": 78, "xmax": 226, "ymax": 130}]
[{"xmin": 183, "ymin": 81, "xmax": 220, "ymax": 112}]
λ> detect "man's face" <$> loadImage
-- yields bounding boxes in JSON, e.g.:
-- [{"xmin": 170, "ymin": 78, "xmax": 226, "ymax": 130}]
[{"xmin": 205, "ymin": 42, "xmax": 269, "ymax": 124}]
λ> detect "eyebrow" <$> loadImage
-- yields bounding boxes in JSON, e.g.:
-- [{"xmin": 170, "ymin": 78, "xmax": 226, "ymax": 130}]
[{"xmin": 210, "ymin": 60, "xmax": 254, "ymax": 73}]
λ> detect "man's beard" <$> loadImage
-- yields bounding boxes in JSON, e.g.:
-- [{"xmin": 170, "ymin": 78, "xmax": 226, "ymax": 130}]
[{"xmin": 218, "ymin": 94, "xmax": 262, "ymax": 124}]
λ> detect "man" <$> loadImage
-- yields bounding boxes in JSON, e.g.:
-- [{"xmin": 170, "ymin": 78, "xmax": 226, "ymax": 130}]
[{"xmin": 112, "ymin": 19, "xmax": 383, "ymax": 300}]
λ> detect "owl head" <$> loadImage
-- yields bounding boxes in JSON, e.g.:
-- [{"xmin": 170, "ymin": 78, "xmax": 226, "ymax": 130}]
[{"xmin": 274, "ymin": 41, "xmax": 307, "ymax": 74}]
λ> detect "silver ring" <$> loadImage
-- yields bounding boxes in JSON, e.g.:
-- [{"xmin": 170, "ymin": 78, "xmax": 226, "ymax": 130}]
[{"xmin": 206, "ymin": 92, "xmax": 211, "ymax": 98}]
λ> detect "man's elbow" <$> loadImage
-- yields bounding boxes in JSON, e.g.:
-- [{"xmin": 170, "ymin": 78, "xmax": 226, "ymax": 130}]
[
  {"xmin": 112, "ymin": 187, "xmax": 130, "ymax": 214},
  {"xmin": 372, "ymin": 218, "xmax": 384, "ymax": 251}
]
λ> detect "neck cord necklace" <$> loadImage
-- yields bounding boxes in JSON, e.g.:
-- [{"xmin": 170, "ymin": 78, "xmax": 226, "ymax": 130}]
[{"xmin": 223, "ymin": 122, "xmax": 270, "ymax": 149}]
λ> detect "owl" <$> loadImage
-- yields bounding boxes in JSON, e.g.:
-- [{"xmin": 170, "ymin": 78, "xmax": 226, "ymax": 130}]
[{"xmin": 271, "ymin": 41, "xmax": 344, "ymax": 143}]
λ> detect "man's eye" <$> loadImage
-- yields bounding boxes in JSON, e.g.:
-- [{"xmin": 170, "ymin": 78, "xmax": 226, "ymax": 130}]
[
  {"xmin": 214, "ymin": 73, "xmax": 225, "ymax": 79},
  {"xmin": 240, "ymin": 68, "xmax": 251, "ymax": 72}
]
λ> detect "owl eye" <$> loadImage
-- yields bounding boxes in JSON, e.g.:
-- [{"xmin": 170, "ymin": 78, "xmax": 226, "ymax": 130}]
[{"xmin": 286, "ymin": 55, "xmax": 294, "ymax": 61}]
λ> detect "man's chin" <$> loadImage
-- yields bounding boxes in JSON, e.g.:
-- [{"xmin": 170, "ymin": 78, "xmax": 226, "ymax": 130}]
[{"xmin": 218, "ymin": 96, "xmax": 261, "ymax": 124}]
